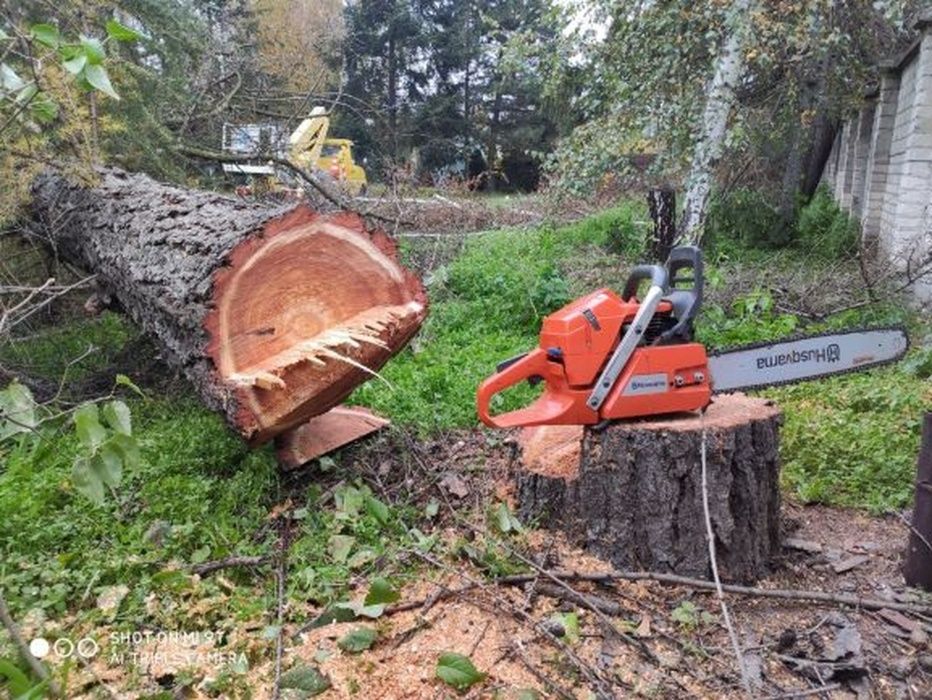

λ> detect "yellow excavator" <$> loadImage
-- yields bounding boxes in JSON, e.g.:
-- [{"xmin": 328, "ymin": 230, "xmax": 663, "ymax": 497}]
[{"xmin": 223, "ymin": 107, "xmax": 368, "ymax": 196}]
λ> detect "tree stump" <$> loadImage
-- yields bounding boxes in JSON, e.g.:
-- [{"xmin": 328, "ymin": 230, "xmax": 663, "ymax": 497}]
[
  {"xmin": 30, "ymin": 168, "xmax": 426, "ymax": 444},
  {"xmin": 516, "ymin": 394, "xmax": 783, "ymax": 583}
]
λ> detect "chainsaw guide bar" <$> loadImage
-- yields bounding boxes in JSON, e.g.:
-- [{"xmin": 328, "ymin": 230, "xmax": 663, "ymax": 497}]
[{"xmin": 708, "ymin": 325, "xmax": 909, "ymax": 394}]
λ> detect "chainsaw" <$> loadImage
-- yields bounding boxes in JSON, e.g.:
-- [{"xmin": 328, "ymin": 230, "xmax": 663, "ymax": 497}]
[{"xmin": 476, "ymin": 246, "xmax": 909, "ymax": 428}]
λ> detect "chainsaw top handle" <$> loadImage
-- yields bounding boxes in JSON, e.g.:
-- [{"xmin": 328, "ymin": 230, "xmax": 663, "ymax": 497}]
[
  {"xmin": 621, "ymin": 264, "xmax": 669, "ymax": 301},
  {"xmin": 656, "ymin": 245, "xmax": 703, "ymax": 345}
]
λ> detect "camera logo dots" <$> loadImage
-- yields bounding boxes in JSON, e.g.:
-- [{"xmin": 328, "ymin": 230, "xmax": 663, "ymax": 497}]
[{"xmin": 30, "ymin": 636, "xmax": 99, "ymax": 659}]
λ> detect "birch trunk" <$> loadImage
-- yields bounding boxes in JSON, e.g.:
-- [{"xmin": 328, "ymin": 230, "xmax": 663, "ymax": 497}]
[{"xmin": 679, "ymin": 0, "xmax": 755, "ymax": 243}]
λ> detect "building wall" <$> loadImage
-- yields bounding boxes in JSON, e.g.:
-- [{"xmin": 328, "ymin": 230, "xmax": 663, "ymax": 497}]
[{"xmin": 822, "ymin": 17, "xmax": 932, "ymax": 302}]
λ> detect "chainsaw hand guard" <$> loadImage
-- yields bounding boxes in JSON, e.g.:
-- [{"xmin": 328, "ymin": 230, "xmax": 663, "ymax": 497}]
[{"xmin": 476, "ymin": 348, "xmax": 596, "ymax": 428}]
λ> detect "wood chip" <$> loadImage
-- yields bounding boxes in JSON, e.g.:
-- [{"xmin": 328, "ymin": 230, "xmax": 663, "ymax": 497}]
[
  {"xmin": 439, "ymin": 473, "xmax": 470, "ymax": 499},
  {"xmin": 832, "ymin": 555, "xmax": 869, "ymax": 574},
  {"xmin": 877, "ymin": 608, "xmax": 921, "ymax": 634},
  {"xmin": 784, "ymin": 538, "xmax": 823, "ymax": 554}
]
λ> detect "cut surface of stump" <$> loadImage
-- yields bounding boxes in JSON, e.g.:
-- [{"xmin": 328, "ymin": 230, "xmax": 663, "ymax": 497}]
[
  {"xmin": 516, "ymin": 394, "xmax": 783, "ymax": 583},
  {"xmin": 31, "ymin": 169, "xmax": 426, "ymax": 443}
]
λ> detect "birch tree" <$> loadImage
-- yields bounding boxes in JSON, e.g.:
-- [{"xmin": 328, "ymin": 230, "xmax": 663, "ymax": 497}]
[{"xmin": 679, "ymin": 0, "xmax": 754, "ymax": 243}]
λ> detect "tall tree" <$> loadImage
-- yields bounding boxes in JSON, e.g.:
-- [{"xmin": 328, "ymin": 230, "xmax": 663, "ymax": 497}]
[{"xmin": 250, "ymin": 0, "xmax": 344, "ymax": 95}]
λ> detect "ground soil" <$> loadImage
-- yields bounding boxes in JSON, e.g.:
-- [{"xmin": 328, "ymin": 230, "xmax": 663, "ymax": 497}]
[{"xmin": 61, "ymin": 428, "xmax": 932, "ymax": 699}]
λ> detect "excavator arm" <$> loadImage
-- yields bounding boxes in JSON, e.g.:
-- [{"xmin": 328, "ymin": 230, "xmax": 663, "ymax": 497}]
[{"xmin": 288, "ymin": 107, "xmax": 330, "ymax": 171}]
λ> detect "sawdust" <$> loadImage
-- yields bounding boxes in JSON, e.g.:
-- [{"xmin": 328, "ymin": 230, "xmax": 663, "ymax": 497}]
[{"xmin": 517, "ymin": 424, "xmax": 585, "ymax": 479}]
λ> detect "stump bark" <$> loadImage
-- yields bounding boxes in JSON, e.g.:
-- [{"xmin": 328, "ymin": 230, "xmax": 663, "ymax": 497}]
[
  {"xmin": 30, "ymin": 168, "xmax": 426, "ymax": 444},
  {"xmin": 516, "ymin": 394, "xmax": 783, "ymax": 583}
]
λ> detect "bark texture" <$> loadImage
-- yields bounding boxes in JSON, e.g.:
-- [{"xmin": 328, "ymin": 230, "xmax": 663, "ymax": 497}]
[
  {"xmin": 517, "ymin": 395, "xmax": 783, "ymax": 583},
  {"xmin": 31, "ymin": 168, "xmax": 426, "ymax": 444}
]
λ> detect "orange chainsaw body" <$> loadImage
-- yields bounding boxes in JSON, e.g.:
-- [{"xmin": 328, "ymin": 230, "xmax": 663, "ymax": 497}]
[{"xmin": 476, "ymin": 288, "xmax": 712, "ymax": 428}]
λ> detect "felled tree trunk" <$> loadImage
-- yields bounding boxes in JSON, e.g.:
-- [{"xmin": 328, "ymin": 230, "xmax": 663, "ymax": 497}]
[
  {"xmin": 31, "ymin": 168, "xmax": 426, "ymax": 444},
  {"xmin": 516, "ymin": 394, "xmax": 782, "ymax": 583}
]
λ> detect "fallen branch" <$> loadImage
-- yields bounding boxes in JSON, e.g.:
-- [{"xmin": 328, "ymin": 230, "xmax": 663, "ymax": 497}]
[
  {"xmin": 174, "ymin": 143, "xmax": 410, "ymax": 227},
  {"xmin": 191, "ymin": 555, "xmax": 271, "ymax": 576},
  {"xmin": 495, "ymin": 570, "xmax": 932, "ymax": 615}
]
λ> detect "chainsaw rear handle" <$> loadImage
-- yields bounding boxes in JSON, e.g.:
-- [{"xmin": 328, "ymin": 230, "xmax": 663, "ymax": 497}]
[{"xmin": 622, "ymin": 264, "xmax": 669, "ymax": 301}]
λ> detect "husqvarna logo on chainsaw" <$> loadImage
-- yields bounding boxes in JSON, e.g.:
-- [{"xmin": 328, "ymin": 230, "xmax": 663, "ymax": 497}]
[
  {"xmin": 756, "ymin": 343, "xmax": 841, "ymax": 370},
  {"xmin": 622, "ymin": 373, "xmax": 669, "ymax": 396}
]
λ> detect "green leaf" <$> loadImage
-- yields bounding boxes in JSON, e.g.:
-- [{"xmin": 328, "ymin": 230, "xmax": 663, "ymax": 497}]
[
  {"xmin": 425, "ymin": 499, "xmax": 440, "ymax": 518},
  {"xmin": 347, "ymin": 547, "xmax": 377, "ymax": 569},
  {"xmin": 28, "ymin": 92, "xmax": 58, "ymax": 123},
  {"xmin": 83, "ymin": 64, "xmax": 119, "ymax": 100},
  {"xmin": 328, "ymin": 534, "xmax": 355, "ymax": 563},
  {"xmin": 72, "ymin": 456, "xmax": 105, "ymax": 505},
  {"xmin": 0, "ymin": 381, "xmax": 37, "ymax": 441},
  {"xmin": 62, "ymin": 53, "xmax": 87, "ymax": 75},
  {"xmin": 305, "ymin": 603, "xmax": 358, "ymax": 630},
  {"xmin": 80, "ymin": 35, "xmax": 106, "ymax": 64},
  {"xmin": 30, "ymin": 23, "xmax": 59, "ymax": 49},
  {"xmin": 279, "ymin": 664, "xmax": 331, "ymax": 695},
  {"xmin": 102, "ymin": 400, "xmax": 131, "ymax": 435},
  {"xmin": 348, "ymin": 601, "xmax": 385, "ymax": 619},
  {"xmin": 74, "ymin": 403, "xmax": 106, "ymax": 451},
  {"xmin": 334, "ymin": 485, "xmax": 364, "ymax": 517},
  {"xmin": 0, "ymin": 63, "xmax": 25, "ymax": 91},
  {"xmin": 15, "ymin": 83, "xmax": 37, "ymax": 106},
  {"xmin": 115, "ymin": 373, "xmax": 145, "ymax": 398},
  {"xmin": 105, "ymin": 19, "xmax": 141, "ymax": 42},
  {"xmin": 436, "ymin": 652, "xmax": 485, "ymax": 691},
  {"xmin": 337, "ymin": 626, "xmax": 377, "ymax": 653},
  {"xmin": 490, "ymin": 502, "xmax": 522, "ymax": 534},
  {"xmin": 364, "ymin": 494, "xmax": 390, "ymax": 525},
  {"xmin": 94, "ymin": 444, "xmax": 123, "ymax": 487},
  {"xmin": 550, "ymin": 612, "xmax": 579, "ymax": 644},
  {"xmin": 0, "ymin": 657, "xmax": 32, "ymax": 697},
  {"xmin": 111, "ymin": 433, "xmax": 140, "ymax": 469},
  {"xmin": 364, "ymin": 577, "xmax": 400, "ymax": 605}
]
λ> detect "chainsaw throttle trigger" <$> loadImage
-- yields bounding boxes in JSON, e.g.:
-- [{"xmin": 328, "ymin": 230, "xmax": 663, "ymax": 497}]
[
  {"xmin": 656, "ymin": 246, "xmax": 703, "ymax": 345},
  {"xmin": 621, "ymin": 264, "xmax": 669, "ymax": 301}
]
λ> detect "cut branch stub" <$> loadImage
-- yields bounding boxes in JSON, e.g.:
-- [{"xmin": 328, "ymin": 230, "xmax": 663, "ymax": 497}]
[{"xmin": 206, "ymin": 208, "xmax": 425, "ymax": 443}]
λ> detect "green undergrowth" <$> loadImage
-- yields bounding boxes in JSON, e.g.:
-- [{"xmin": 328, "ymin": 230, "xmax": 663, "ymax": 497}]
[
  {"xmin": 0, "ymin": 396, "xmax": 278, "ymax": 619},
  {"xmin": 0, "ymin": 311, "xmax": 139, "ymax": 383}
]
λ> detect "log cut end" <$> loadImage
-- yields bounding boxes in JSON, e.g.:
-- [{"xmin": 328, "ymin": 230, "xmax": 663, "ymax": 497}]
[
  {"xmin": 517, "ymin": 394, "xmax": 784, "ymax": 582},
  {"xmin": 205, "ymin": 207, "xmax": 426, "ymax": 443}
]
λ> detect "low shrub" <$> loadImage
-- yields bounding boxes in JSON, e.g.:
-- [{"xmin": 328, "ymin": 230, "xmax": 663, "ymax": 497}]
[
  {"xmin": 705, "ymin": 189, "xmax": 787, "ymax": 251},
  {"xmin": 795, "ymin": 186, "xmax": 859, "ymax": 258}
]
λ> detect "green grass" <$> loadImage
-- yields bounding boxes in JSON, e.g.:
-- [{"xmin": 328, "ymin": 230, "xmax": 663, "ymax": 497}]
[
  {"xmin": 0, "ymin": 311, "xmax": 139, "ymax": 382},
  {"xmin": 0, "ymin": 395, "xmax": 279, "ymax": 619}
]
